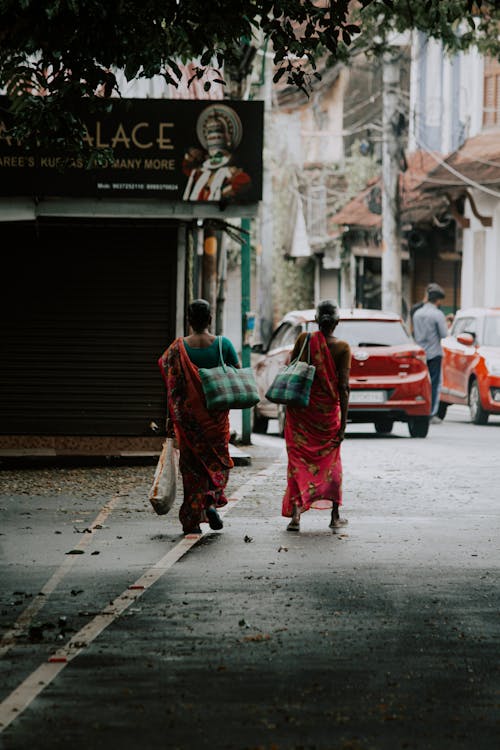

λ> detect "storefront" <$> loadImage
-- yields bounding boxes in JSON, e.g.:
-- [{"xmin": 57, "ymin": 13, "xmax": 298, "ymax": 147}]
[{"xmin": 0, "ymin": 98, "xmax": 263, "ymax": 452}]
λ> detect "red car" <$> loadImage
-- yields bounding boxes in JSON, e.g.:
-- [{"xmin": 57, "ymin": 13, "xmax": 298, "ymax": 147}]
[
  {"xmin": 252, "ymin": 308, "xmax": 432, "ymax": 438},
  {"xmin": 439, "ymin": 307, "xmax": 500, "ymax": 424}
]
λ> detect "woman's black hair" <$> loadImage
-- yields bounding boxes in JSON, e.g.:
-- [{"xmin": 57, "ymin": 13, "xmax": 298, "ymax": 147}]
[
  {"xmin": 187, "ymin": 299, "xmax": 211, "ymax": 332},
  {"xmin": 316, "ymin": 299, "xmax": 340, "ymax": 333}
]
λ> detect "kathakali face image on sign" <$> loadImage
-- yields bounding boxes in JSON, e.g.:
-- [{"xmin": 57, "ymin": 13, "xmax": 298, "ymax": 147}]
[{"xmin": 182, "ymin": 104, "xmax": 252, "ymax": 202}]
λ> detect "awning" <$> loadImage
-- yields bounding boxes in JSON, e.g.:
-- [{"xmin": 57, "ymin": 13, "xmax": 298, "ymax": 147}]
[{"xmin": 421, "ymin": 131, "xmax": 500, "ymax": 195}]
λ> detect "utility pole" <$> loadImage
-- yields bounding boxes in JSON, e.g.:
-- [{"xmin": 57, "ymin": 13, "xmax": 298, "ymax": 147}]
[
  {"xmin": 256, "ymin": 45, "xmax": 274, "ymax": 346},
  {"xmin": 240, "ymin": 218, "xmax": 252, "ymax": 444},
  {"xmin": 381, "ymin": 49, "xmax": 402, "ymax": 315}
]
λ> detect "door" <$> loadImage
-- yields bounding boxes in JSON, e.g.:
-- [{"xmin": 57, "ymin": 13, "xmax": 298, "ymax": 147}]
[
  {"xmin": 0, "ymin": 220, "xmax": 177, "ymax": 435},
  {"xmin": 443, "ymin": 316, "xmax": 477, "ymax": 400}
]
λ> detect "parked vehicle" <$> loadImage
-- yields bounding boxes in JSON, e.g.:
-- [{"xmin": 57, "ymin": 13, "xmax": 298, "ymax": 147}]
[
  {"xmin": 439, "ymin": 307, "xmax": 500, "ymax": 424},
  {"xmin": 252, "ymin": 308, "xmax": 432, "ymax": 438}
]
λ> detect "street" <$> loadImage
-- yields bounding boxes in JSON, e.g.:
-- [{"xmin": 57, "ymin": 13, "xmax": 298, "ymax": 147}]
[{"xmin": 0, "ymin": 405, "xmax": 499, "ymax": 750}]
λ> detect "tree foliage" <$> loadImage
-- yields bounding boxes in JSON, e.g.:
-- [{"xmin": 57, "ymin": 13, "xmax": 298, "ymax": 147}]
[
  {"xmin": 353, "ymin": 0, "xmax": 500, "ymax": 59},
  {"xmin": 0, "ymin": 0, "xmax": 498, "ymax": 160}
]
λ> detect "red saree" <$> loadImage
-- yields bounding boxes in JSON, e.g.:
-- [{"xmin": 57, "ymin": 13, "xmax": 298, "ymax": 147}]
[
  {"xmin": 158, "ymin": 338, "xmax": 233, "ymax": 532},
  {"xmin": 282, "ymin": 331, "xmax": 343, "ymax": 517}
]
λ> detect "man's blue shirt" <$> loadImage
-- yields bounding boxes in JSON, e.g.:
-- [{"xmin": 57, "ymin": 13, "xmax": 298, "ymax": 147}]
[{"xmin": 413, "ymin": 302, "xmax": 448, "ymax": 360}]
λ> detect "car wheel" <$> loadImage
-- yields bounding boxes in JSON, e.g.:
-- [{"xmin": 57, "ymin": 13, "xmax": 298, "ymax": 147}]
[
  {"xmin": 469, "ymin": 380, "xmax": 489, "ymax": 425},
  {"xmin": 252, "ymin": 411, "xmax": 269, "ymax": 434},
  {"xmin": 374, "ymin": 419, "xmax": 393, "ymax": 434},
  {"xmin": 408, "ymin": 416, "xmax": 429, "ymax": 438},
  {"xmin": 437, "ymin": 401, "xmax": 448, "ymax": 420}
]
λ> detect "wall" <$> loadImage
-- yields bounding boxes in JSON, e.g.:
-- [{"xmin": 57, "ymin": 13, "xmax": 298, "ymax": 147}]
[
  {"xmin": 300, "ymin": 72, "xmax": 346, "ymax": 165},
  {"xmin": 462, "ymin": 191, "xmax": 500, "ymax": 307},
  {"xmin": 409, "ymin": 34, "xmax": 483, "ymax": 154}
]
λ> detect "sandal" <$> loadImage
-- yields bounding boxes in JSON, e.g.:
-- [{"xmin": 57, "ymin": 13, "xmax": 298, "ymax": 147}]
[
  {"xmin": 287, "ymin": 519, "xmax": 300, "ymax": 532},
  {"xmin": 206, "ymin": 506, "xmax": 223, "ymax": 531},
  {"xmin": 183, "ymin": 526, "xmax": 202, "ymax": 535},
  {"xmin": 329, "ymin": 517, "xmax": 348, "ymax": 529}
]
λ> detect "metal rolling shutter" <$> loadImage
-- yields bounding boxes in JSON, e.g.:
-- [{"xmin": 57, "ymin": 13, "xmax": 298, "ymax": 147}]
[{"xmin": 0, "ymin": 221, "xmax": 177, "ymax": 436}]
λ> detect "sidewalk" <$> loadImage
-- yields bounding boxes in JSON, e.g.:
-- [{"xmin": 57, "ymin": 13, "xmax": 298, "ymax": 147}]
[{"xmin": 0, "ymin": 410, "xmax": 251, "ymax": 463}]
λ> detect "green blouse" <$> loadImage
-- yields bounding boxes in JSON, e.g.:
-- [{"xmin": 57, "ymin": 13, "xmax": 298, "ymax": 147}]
[{"xmin": 183, "ymin": 336, "xmax": 239, "ymax": 369}]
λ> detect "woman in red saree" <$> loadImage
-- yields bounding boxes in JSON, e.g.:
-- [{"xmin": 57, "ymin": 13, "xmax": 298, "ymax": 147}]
[
  {"xmin": 158, "ymin": 299, "xmax": 239, "ymax": 534},
  {"xmin": 283, "ymin": 300, "xmax": 351, "ymax": 532}
]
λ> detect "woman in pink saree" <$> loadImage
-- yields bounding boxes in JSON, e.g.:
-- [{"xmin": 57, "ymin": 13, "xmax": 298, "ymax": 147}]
[{"xmin": 283, "ymin": 300, "xmax": 351, "ymax": 532}]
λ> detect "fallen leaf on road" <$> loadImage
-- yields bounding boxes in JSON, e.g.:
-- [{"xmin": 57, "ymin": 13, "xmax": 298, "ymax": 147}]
[
  {"xmin": 244, "ymin": 535, "xmax": 253, "ymax": 543},
  {"xmin": 243, "ymin": 634, "xmax": 271, "ymax": 643}
]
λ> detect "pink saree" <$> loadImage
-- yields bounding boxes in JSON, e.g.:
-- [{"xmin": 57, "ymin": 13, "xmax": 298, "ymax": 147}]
[{"xmin": 282, "ymin": 331, "xmax": 343, "ymax": 517}]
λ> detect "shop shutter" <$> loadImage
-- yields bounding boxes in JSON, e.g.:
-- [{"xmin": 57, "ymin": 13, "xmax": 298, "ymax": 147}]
[{"xmin": 0, "ymin": 221, "xmax": 177, "ymax": 436}]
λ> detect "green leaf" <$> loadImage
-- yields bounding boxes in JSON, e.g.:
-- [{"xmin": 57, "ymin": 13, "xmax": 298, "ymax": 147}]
[
  {"xmin": 124, "ymin": 61, "xmax": 141, "ymax": 80},
  {"xmin": 167, "ymin": 59, "xmax": 182, "ymax": 80},
  {"xmin": 273, "ymin": 67, "xmax": 286, "ymax": 83},
  {"xmin": 200, "ymin": 50, "xmax": 212, "ymax": 66}
]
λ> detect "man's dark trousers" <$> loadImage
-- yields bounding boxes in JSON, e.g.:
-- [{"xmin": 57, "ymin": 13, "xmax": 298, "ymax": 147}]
[{"xmin": 427, "ymin": 355, "xmax": 442, "ymax": 417}]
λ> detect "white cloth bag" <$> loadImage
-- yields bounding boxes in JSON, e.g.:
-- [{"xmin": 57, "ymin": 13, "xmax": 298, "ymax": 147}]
[{"xmin": 148, "ymin": 438, "xmax": 179, "ymax": 515}]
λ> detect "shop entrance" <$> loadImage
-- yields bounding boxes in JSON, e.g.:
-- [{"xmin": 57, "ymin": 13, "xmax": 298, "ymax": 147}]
[{"xmin": 0, "ymin": 220, "xmax": 177, "ymax": 436}]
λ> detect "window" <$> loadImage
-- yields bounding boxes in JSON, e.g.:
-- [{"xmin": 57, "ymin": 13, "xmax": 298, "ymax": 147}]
[
  {"xmin": 334, "ymin": 320, "xmax": 412, "ymax": 347},
  {"xmin": 464, "ymin": 318, "xmax": 477, "ymax": 337},
  {"xmin": 268, "ymin": 323, "xmax": 301, "ymax": 351},
  {"xmin": 452, "ymin": 317, "xmax": 473, "ymax": 337},
  {"xmin": 483, "ymin": 316, "xmax": 500, "ymax": 347},
  {"xmin": 483, "ymin": 57, "xmax": 500, "ymax": 128},
  {"xmin": 306, "ymin": 184, "xmax": 327, "ymax": 245}
]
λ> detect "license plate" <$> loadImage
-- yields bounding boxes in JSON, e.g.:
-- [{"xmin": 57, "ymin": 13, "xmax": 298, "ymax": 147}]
[{"xmin": 349, "ymin": 390, "xmax": 386, "ymax": 404}]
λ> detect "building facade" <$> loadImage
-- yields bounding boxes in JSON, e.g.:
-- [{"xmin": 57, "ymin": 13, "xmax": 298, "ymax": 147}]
[{"xmin": 0, "ymin": 91, "xmax": 263, "ymax": 453}]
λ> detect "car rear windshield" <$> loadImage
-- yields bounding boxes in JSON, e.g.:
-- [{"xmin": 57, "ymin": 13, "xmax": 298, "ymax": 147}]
[
  {"xmin": 333, "ymin": 320, "xmax": 412, "ymax": 347},
  {"xmin": 483, "ymin": 316, "xmax": 500, "ymax": 347}
]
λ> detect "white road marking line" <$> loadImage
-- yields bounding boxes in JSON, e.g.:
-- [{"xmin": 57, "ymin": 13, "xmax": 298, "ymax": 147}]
[
  {"xmin": 0, "ymin": 460, "xmax": 280, "ymax": 733},
  {"xmin": 0, "ymin": 491, "xmax": 125, "ymax": 658}
]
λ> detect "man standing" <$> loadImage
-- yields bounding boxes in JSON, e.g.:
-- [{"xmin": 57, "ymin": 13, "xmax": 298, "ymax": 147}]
[
  {"xmin": 412, "ymin": 283, "xmax": 448, "ymax": 421},
  {"xmin": 409, "ymin": 284, "xmax": 431, "ymax": 333}
]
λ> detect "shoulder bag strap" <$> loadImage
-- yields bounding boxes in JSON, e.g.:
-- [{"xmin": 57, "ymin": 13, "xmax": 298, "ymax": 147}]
[
  {"xmin": 218, "ymin": 336, "xmax": 227, "ymax": 371},
  {"xmin": 291, "ymin": 333, "xmax": 311, "ymax": 368}
]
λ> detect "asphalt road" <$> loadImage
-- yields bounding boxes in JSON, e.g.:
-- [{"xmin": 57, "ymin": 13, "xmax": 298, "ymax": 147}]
[{"xmin": 0, "ymin": 405, "xmax": 499, "ymax": 750}]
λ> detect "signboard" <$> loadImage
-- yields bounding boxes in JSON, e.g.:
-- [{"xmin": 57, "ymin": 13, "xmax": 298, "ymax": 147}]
[{"xmin": 0, "ymin": 98, "xmax": 263, "ymax": 203}]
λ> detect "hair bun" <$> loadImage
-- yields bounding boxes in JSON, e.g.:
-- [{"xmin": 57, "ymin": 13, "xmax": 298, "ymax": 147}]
[{"xmin": 319, "ymin": 314, "xmax": 335, "ymax": 325}]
